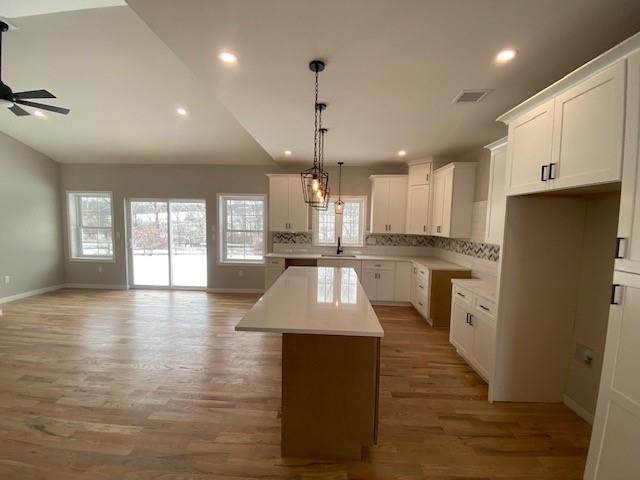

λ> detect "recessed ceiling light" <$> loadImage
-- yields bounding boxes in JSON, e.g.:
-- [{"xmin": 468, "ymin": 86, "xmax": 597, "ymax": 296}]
[
  {"xmin": 284, "ymin": 150, "xmax": 292, "ymax": 156},
  {"xmin": 33, "ymin": 110, "xmax": 46, "ymax": 118},
  {"xmin": 496, "ymin": 48, "xmax": 517, "ymax": 64},
  {"xmin": 398, "ymin": 150, "xmax": 407, "ymax": 157},
  {"xmin": 218, "ymin": 51, "xmax": 238, "ymax": 64},
  {"xmin": 176, "ymin": 107, "xmax": 187, "ymax": 116}
]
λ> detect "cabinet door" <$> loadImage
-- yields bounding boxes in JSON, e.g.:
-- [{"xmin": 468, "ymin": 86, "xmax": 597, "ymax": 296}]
[
  {"xmin": 450, "ymin": 300, "xmax": 473, "ymax": 357},
  {"xmin": 485, "ymin": 143, "xmax": 507, "ymax": 245},
  {"xmin": 471, "ymin": 311, "xmax": 495, "ymax": 381},
  {"xmin": 616, "ymin": 52, "xmax": 640, "ymax": 275},
  {"xmin": 394, "ymin": 262, "xmax": 411, "ymax": 302},
  {"xmin": 551, "ymin": 62, "xmax": 625, "ymax": 190},
  {"xmin": 584, "ymin": 272, "xmax": 640, "ymax": 480},
  {"xmin": 505, "ymin": 99, "xmax": 554, "ymax": 195},
  {"xmin": 408, "ymin": 163, "xmax": 431, "ymax": 186},
  {"xmin": 406, "ymin": 184, "xmax": 430, "ymax": 234},
  {"xmin": 410, "ymin": 265, "xmax": 418, "ymax": 306},
  {"xmin": 430, "ymin": 171, "xmax": 445, "ymax": 235},
  {"xmin": 287, "ymin": 177, "xmax": 308, "ymax": 232},
  {"xmin": 265, "ymin": 267, "xmax": 283, "ymax": 290},
  {"xmin": 370, "ymin": 178, "xmax": 389, "ymax": 233},
  {"xmin": 361, "ymin": 269, "xmax": 378, "ymax": 300},
  {"xmin": 387, "ymin": 177, "xmax": 408, "ymax": 233},
  {"xmin": 269, "ymin": 177, "xmax": 290, "ymax": 231},
  {"xmin": 376, "ymin": 270, "xmax": 395, "ymax": 302},
  {"xmin": 439, "ymin": 168, "xmax": 454, "ymax": 237}
]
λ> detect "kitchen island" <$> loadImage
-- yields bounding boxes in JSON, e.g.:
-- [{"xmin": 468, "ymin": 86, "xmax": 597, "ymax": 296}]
[{"xmin": 236, "ymin": 266, "xmax": 383, "ymax": 460}]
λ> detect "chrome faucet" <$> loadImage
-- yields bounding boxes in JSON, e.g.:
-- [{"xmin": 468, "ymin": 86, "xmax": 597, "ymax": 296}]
[{"xmin": 336, "ymin": 236, "xmax": 344, "ymax": 255}]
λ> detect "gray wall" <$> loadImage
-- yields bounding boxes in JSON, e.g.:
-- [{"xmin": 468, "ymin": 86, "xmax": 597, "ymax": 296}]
[
  {"xmin": 0, "ymin": 132, "xmax": 64, "ymax": 299},
  {"xmin": 60, "ymin": 163, "xmax": 405, "ymax": 290}
]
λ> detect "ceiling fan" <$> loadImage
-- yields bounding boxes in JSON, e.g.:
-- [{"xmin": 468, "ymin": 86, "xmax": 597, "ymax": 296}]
[{"xmin": 0, "ymin": 21, "xmax": 70, "ymax": 116}]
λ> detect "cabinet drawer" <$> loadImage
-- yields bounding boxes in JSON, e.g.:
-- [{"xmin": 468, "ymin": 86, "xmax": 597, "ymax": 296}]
[
  {"xmin": 362, "ymin": 260, "xmax": 395, "ymax": 271},
  {"xmin": 452, "ymin": 285, "xmax": 472, "ymax": 304},
  {"xmin": 473, "ymin": 295, "xmax": 496, "ymax": 318},
  {"xmin": 266, "ymin": 258, "xmax": 285, "ymax": 268}
]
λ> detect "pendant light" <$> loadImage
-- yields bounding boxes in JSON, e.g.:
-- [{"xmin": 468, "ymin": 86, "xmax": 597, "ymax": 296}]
[
  {"xmin": 335, "ymin": 161, "xmax": 345, "ymax": 214},
  {"xmin": 301, "ymin": 59, "xmax": 329, "ymax": 208}
]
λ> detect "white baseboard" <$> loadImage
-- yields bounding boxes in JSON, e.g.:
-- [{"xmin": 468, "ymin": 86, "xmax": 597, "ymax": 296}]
[
  {"xmin": 63, "ymin": 283, "xmax": 129, "ymax": 290},
  {"xmin": 0, "ymin": 284, "xmax": 65, "ymax": 304},
  {"xmin": 563, "ymin": 394, "xmax": 594, "ymax": 424},
  {"xmin": 207, "ymin": 288, "xmax": 264, "ymax": 294}
]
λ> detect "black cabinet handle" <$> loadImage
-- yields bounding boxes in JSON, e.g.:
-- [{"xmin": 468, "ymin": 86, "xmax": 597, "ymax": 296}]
[
  {"xmin": 548, "ymin": 163, "xmax": 557, "ymax": 180},
  {"xmin": 541, "ymin": 164, "xmax": 548, "ymax": 181},
  {"xmin": 479, "ymin": 304, "xmax": 490, "ymax": 312},
  {"xmin": 465, "ymin": 312, "xmax": 470, "ymax": 324},
  {"xmin": 611, "ymin": 284, "xmax": 621, "ymax": 305},
  {"xmin": 457, "ymin": 292, "xmax": 466, "ymax": 298},
  {"xmin": 615, "ymin": 237, "xmax": 625, "ymax": 259},
  {"xmin": 468, "ymin": 314, "xmax": 473, "ymax": 326}
]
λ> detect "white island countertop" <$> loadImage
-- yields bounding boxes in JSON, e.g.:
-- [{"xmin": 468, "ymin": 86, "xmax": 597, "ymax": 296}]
[{"xmin": 235, "ymin": 266, "xmax": 384, "ymax": 338}]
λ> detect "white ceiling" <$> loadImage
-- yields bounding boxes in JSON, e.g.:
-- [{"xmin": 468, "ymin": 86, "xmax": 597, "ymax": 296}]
[
  {"xmin": 127, "ymin": 0, "xmax": 640, "ymax": 165},
  {"xmin": 0, "ymin": 4, "xmax": 273, "ymax": 164},
  {"xmin": 0, "ymin": 1, "xmax": 639, "ymax": 165}
]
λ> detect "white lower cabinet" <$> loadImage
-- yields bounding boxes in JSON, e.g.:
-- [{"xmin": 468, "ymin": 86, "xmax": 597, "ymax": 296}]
[
  {"xmin": 394, "ymin": 262, "xmax": 412, "ymax": 302},
  {"xmin": 317, "ymin": 259, "xmax": 362, "ymax": 278},
  {"xmin": 362, "ymin": 260, "xmax": 395, "ymax": 302},
  {"xmin": 411, "ymin": 266, "xmax": 430, "ymax": 320},
  {"xmin": 264, "ymin": 258, "xmax": 285, "ymax": 290},
  {"xmin": 449, "ymin": 284, "xmax": 496, "ymax": 382}
]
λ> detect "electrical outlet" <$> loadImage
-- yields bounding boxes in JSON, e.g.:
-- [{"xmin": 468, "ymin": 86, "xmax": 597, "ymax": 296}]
[
  {"xmin": 98, "ymin": 266, "xmax": 103, "ymax": 273},
  {"xmin": 574, "ymin": 343, "xmax": 594, "ymax": 367},
  {"xmin": 4, "ymin": 275, "xmax": 10, "ymax": 285},
  {"xmin": 238, "ymin": 270, "xmax": 244, "ymax": 277}
]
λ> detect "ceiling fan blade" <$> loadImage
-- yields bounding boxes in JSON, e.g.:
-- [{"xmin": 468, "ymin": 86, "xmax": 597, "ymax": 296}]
[
  {"xmin": 14, "ymin": 99, "xmax": 70, "ymax": 115},
  {"xmin": 9, "ymin": 104, "xmax": 30, "ymax": 116},
  {"xmin": 12, "ymin": 89, "xmax": 56, "ymax": 99}
]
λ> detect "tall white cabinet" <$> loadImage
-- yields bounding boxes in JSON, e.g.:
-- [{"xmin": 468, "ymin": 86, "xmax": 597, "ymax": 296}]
[
  {"xmin": 369, "ymin": 175, "xmax": 407, "ymax": 234},
  {"xmin": 430, "ymin": 163, "xmax": 476, "ymax": 238},
  {"xmin": 266, "ymin": 174, "xmax": 308, "ymax": 232},
  {"xmin": 406, "ymin": 162, "xmax": 431, "ymax": 235},
  {"xmin": 585, "ymin": 50, "xmax": 640, "ymax": 480}
]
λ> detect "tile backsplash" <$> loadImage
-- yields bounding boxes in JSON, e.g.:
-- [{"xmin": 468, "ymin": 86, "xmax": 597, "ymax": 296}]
[{"xmin": 271, "ymin": 231, "xmax": 500, "ymax": 262}]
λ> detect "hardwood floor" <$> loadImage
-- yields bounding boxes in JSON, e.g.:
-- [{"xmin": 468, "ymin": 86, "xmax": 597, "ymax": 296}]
[{"xmin": 0, "ymin": 289, "xmax": 591, "ymax": 479}]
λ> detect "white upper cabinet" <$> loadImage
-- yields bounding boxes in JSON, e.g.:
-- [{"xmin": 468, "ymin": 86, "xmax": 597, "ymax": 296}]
[
  {"xmin": 370, "ymin": 176, "xmax": 407, "ymax": 234},
  {"xmin": 406, "ymin": 162, "xmax": 431, "ymax": 234},
  {"xmin": 550, "ymin": 61, "xmax": 625, "ymax": 190},
  {"xmin": 408, "ymin": 162, "xmax": 432, "ymax": 186},
  {"xmin": 267, "ymin": 175, "xmax": 308, "ymax": 232},
  {"xmin": 616, "ymin": 51, "xmax": 640, "ymax": 275},
  {"xmin": 484, "ymin": 138, "xmax": 507, "ymax": 245},
  {"xmin": 505, "ymin": 99, "xmax": 555, "ymax": 196},
  {"xmin": 503, "ymin": 59, "xmax": 626, "ymax": 196},
  {"xmin": 430, "ymin": 163, "xmax": 476, "ymax": 238}
]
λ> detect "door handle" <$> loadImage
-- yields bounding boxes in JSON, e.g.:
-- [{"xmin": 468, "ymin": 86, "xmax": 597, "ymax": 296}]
[
  {"xmin": 548, "ymin": 163, "xmax": 557, "ymax": 180},
  {"xmin": 541, "ymin": 164, "xmax": 548, "ymax": 181}
]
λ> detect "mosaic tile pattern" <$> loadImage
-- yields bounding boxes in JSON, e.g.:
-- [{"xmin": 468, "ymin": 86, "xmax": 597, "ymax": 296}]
[
  {"xmin": 271, "ymin": 232, "xmax": 500, "ymax": 262},
  {"xmin": 271, "ymin": 231, "xmax": 313, "ymax": 244},
  {"xmin": 430, "ymin": 237, "xmax": 500, "ymax": 262}
]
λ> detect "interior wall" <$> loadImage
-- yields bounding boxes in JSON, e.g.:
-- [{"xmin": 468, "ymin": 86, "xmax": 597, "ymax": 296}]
[
  {"xmin": 564, "ymin": 192, "xmax": 619, "ymax": 420},
  {"xmin": 0, "ymin": 132, "xmax": 64, "ymax": 300},
  {"xmin": 59, "ymin": 163, "xmax": 405, "ymax": 290}
]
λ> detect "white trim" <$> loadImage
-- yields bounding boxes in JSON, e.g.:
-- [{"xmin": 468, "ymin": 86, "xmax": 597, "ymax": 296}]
[
  {"xmin": 207, "ymin": 287, "xmax": 264, "ymax": 294},
  {"xmin": 64, "ymin": 283, "xmax": 129, "ymax": 290},
  {"xmin": 484, "ymin": 136, "xmax": 508, "ymax": 151},
  {"xmin": 0, "ymin": 284, "xmax": 65, "ymax": 304},
  {"xmin": 563, "ymin": 394, "xmax": 595, "ymax": 425}
]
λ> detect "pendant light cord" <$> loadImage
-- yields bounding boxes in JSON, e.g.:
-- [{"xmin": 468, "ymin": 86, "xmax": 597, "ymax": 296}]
[{"xmin": 313, "ymin": 70, "xmax": 319, "ymax": 169}]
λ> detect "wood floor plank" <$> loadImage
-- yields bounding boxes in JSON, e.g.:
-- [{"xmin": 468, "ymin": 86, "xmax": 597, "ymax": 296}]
[{"xmin": 0, "ymin": 290, "xmax": 590, "ymax": 479}]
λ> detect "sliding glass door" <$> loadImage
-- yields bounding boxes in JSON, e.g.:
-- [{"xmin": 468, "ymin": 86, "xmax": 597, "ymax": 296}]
[{"xmin": 129, "ymin": 199, "xmax": 207, "ymax": 288}]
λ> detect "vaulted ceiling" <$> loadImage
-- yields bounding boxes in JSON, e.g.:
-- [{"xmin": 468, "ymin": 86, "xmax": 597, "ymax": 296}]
[{"xmin": 1, "ymin": 0, "xmax": 640, "ymax": 165}]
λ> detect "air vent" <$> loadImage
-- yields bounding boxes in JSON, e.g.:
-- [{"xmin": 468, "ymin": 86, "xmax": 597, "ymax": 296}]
[{"xmin": 453, "ymin": 89, "xmax": 491, "ymax": 104}]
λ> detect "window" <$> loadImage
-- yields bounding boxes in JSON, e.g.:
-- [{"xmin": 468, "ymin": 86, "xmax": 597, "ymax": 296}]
[
  {"xmin": 219, "ymin": 195, "xmax": 265, "ymax": 264},
  {"xmin": 67, "ymin": 192, "xmax": 114, "ymax": 260},
  {"xmin": 313, "ymin": 196, "xmax": 366, "ymax": 247}
]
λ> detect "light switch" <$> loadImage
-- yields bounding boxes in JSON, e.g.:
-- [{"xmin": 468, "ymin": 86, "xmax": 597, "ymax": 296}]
[{"xmin": 3, "ymin": 275, "xmax": 9, "ymax": 285}]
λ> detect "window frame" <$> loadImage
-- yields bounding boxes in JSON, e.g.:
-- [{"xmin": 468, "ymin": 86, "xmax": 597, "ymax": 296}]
[
  {"xmin": 312, "ymin": 195, "xmax": 366, "ymax": 247},
  {"xmin": 218, "ymin": 193, "xmax": 267, "ymax": 266},
  {"xmin": 67, "ymin": 191, "xmax": 115, "ymax": 262}
]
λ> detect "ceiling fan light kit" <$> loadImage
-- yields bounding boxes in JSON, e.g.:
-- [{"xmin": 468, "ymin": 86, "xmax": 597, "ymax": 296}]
[
  {"xmin": 0, "ymin": 20, "xmax": 70, "ymax": 116},
  {"xmin": 301, "ymin": 59, "xmax": 331, "ymax": 209}
]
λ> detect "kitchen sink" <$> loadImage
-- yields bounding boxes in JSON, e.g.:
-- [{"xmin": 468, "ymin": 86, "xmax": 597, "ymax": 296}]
[{"xmin": 321, "ymin": 254, "xmax": 357, "ymax": 258}]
